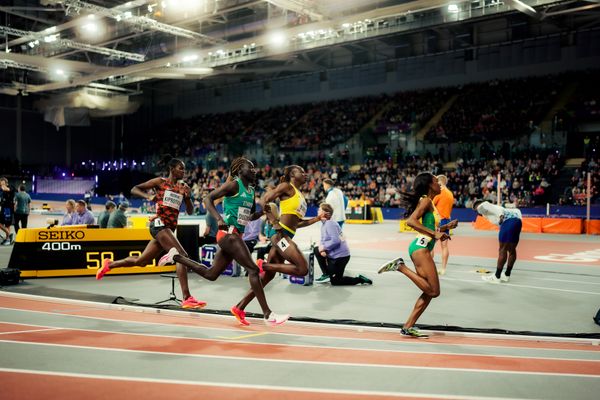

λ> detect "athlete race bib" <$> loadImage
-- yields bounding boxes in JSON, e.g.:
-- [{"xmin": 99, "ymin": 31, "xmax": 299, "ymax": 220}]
[
  {"xmin": 297, "ymin": 199, "xmax": 307, "ymax": 217},
  {"xmin": 153, "ymin": 218, "xmax": 164, "ymax": 227},
  {"xmin": 163, "ymin": 190, "xmax": 183, "ymax": 209},
  {"xmin": 237, "ymin": 207, "xmax": 251, "ymax": 226},
  {"xmin": 415, "ymin": 234, "xmax": 431, "ymax": 248},
  {"xmin": 277, "ymin": 237, "xmax": 291, "ymax": 252}
]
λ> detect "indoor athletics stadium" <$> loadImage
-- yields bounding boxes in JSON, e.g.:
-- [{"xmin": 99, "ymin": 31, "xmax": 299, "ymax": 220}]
[{"xmin": 0, "ymin": 0, "xmax": 599, "ymax": 399}]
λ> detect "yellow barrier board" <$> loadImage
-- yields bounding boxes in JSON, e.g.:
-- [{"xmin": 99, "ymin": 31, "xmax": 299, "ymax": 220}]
[
  {"xmin": 399, "ymin": 220, "xmax": 416, "ymax": 232},
  {"xmin": 9, "ymin": 226, "xmax": 175, "ymax": 278},
  {"xmin": 371, "ymin": 207, "xmax": 384, "ymax": 223},
  {"xmin": 346, "ymin": 219, "xmax": 374, "ymax": 224}
]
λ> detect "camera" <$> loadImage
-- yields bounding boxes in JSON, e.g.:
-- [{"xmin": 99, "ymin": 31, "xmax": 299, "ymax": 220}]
[{"xmin": 46, "ymin": 218, "xmax": 59, "ymax": 228}]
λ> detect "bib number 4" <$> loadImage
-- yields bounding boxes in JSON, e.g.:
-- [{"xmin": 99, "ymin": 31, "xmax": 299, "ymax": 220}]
[{"xmin": 277, "ymin": 237, "xmax": 290, "ymax": 252}]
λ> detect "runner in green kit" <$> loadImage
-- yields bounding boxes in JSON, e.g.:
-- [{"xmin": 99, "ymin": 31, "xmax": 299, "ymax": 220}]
[
  {"xmin": 378, "ymin": 172, "xmax": 455, "ymax": 338},
  {"xmin": 201, "ymin": 157, "xmax": 289, "ymax": 326}
]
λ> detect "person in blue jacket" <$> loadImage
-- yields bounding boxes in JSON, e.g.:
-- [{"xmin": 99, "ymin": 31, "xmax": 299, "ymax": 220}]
[{"xmin": 314, "ymin": 202, "xmax": 372, "ymax": 286}]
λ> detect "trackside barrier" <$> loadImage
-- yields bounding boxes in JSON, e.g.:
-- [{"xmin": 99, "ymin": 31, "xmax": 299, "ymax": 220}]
[{"xmin": 473, "ymin": 216, "xmax": 597, "ymax": 234}]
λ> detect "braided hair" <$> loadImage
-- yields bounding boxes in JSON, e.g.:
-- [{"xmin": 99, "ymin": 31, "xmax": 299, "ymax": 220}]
[
  {"xmin": 399, "ymin": 172, "xmax": 435, "ymax": 218},
  {"xmin": 228, "ymin": 157, "xmax": 250, "ymax": 182}
]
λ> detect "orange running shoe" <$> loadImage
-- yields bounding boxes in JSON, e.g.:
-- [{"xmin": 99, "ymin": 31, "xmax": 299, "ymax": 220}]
[
  {"xmin": 230, "ymin": 306, "xmax": 250, "ymax": 326},
  {"xmin": 96, "ymin": 258, "xmax": 111, "ymax": 280},
  {"xmin": 182, "ymin": 296, "xmax": 207, "ymax": 309}
]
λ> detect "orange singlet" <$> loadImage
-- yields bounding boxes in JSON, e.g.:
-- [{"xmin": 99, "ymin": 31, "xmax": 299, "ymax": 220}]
[{"xmin": 433, "ymin": 186, "xmax": 454, "ymax": 220}]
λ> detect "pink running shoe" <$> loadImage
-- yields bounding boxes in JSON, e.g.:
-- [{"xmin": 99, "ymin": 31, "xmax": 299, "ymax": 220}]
[
  {"xmin": 158, "ymin": 247, "xmax": 179, "ymax": 266},
  {"xmin": 230, "ymin": 306, "xmax": 250, "ymax": 326},
  {"xmin": 182, "ymin": 296, "xmax": 207, "ymax": 309},
  {"xmin": 257, "ymin": 258, "xmax": 265, "ymax": 278},
  {"xmin": 264, "ymin": 312, "xmax": 289, "ymax": 326},
  {"xmin": 96, "ymin": 258, "xmax": 111, "ymax": 280}
]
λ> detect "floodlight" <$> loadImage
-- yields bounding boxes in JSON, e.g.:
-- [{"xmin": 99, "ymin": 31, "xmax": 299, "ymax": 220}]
[
  {"xmin": 269, "ymin": 31, "xmax": 287, "ymax": 48},
  {"xmin": 181, "ymin": 54, "xmax": 199, "ymax": 62}
]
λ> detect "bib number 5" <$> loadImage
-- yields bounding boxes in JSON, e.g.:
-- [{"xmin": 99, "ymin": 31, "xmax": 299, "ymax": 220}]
[{"xmin": 416, "ymin": 236, "xmax": 430, "ymax": 247}]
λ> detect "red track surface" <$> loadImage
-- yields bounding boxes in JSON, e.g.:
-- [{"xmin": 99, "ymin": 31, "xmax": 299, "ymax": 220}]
[{"xmin": 1, "ymin": 294, "xmax": 599, "ymax": 399}]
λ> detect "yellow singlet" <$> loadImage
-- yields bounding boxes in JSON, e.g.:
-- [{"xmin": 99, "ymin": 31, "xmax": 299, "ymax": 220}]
[{"xmin": 279, "ymin": 183, "xmax": 307, "ymax": 219}]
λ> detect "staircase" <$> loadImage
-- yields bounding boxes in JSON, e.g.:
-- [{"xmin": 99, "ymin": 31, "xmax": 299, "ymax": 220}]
[
  {"xmin": 416, "ymin": 94, "xmax": 459, "ymax": 141},
  {"xmin": 263, "ymin": 105, "xmax": 317, "ymax": 148},
  {"xmin": 357, "ymin": 98, "xmax": 397, "ymax": 135},
  {"xmin": 539, "ymin": 82, "xmax": 578, "ymax": 133},
  {"xmin": 550, "ymin": 158, "xmax": 584, "ymax": 203}
]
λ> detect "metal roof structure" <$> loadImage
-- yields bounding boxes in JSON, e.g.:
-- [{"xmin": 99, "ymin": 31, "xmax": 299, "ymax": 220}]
[{"xmin": 1, "ymin": 0, "xmax": 598, "ymax": 96}]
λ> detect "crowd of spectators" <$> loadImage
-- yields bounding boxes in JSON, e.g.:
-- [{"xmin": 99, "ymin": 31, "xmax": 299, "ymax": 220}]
[
  {"xmin": 426, "ymin": 76, "xmax": 564, "ymax": 142},
  {"xmin": 171, "ymin": 145, "xmax": 567, "ymax": 213},
  {"xmin": 563, "ymin": 155, "xmax": 600, "ymax": 206},
  {"xmin": 564, "ymin": 70, "xmax": 600, "ymax": 124},
  {"xmin": 373, "ymin": 88, "xmax": 454, "ymax": 136},
  {"xmin": 275, "ymin": 96, "xmax": 384, "ymax": 151},
  {"xmin": 7, "ymin": 71, "xmax": 599, "ymax": 211},
  {"xmin": 142, "ymin": 72, "xmax": 583, "ymax": 169}
]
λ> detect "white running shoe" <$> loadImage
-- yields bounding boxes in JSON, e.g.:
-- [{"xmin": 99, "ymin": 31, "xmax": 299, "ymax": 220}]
[
  {"xmin": 264, "ymin": 312, "xmax": 289, "ymax": 326},
  {"xmin": 500, "ymin": 272, "xmax": 510, "ymax": 283},
  {"xmin": 378, "ymin": 257, "xmax": 404, "ymax": 274},
  {"xmin": 158, "ymin": 247, "xmax": 179, "ymax": 266},
  {"xmin": 482, "ymin": 274, "xmax": 501, "ymax": 284}
]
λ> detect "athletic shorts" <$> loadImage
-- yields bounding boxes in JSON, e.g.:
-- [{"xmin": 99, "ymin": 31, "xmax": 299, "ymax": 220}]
[
  {"xmin": 265, "ymin": 225, "xmax": 295, "ymax": 240},
  {"xmin": 408, "ymin": 237, "xmax": 436, "ymax": 257},
  {"xmin": 499, "ymin": 218, "xmax": 522, "ymax": 244},
  {"xmin": 0, "ymin": 207, "xmax": 13, "ymax": 226},
  {"xmin": 149, "ymin": 218, "xmax": 173, "ymax": 239}
]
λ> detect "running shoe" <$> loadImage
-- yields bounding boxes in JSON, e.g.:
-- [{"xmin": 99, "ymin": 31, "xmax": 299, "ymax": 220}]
[
  {"xmin": 377, "ymin": 257, "xmax": 404, "ymax": 274},
  {"xmin": 437, "ymin": 268, "xmax": 446, "ymax": 276},
  {"xmin": 315, "ymin": 274, "xmax": 330, "ymax": 284},
  {"xmin": 400, "ymin": 327, "xmax": 429, "ymax": 338},
  {"xmin": 358, "ymin": 275, "xmax": 373, "ymax": 285},
  {"xmin": 256, "ymin": 258, "xmax": 266, "ymax": 279},
  {"xmin": 500, "ymin": 272, "xmax": 510, "ymax": 283},
  {"xmin": 230, "ymin": 306, "xmax": 250, "ymax": 326},
  {"xmin": 264, "ymin": 312, "xmax": 289, "ymax": 326},
  {"xmin": 216, "ymin": 229, "xmax": 228, "ymax": 243},
  {"xmin": 482, "ymin": 274, "xmax": 501, "ymax": 284},
  {"xmin": 96, "ymin": 257, "xmax": 111, "ymax": 280},
  {"xmin": 158, "ymin": 247, "xmax": 179, "ymax": 266},
  {"xmin": 182, "ymin": 296, "xmax": 207, "ymax": 309}
]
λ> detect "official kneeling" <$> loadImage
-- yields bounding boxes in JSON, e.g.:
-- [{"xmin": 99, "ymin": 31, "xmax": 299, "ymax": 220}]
[{"xmin": 314, "ymin": 203, "xmax": 372, "ymax": 286}]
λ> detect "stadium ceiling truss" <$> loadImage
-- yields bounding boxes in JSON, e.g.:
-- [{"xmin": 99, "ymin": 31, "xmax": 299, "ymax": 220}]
[{"xmin": 0, "ymin": 0, "xmax": 598, "ymax": 96}]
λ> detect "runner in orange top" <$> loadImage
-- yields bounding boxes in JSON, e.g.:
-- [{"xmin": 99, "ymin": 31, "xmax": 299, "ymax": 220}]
[{"xmin": 433, "ymin": 175, "xmax": 454, "ymax": 275}]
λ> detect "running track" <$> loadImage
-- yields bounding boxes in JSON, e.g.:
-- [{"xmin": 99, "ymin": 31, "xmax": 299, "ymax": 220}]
[
  {"xmin": 0, "ymin": 292, "xmax": 599, "ymax": 399},
  {"xmin": 350, "ymin": 234, "xmax": 600, "ymax": 265}
]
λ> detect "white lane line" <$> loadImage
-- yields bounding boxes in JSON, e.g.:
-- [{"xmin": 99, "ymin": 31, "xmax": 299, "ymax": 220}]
[
  {"xmin": 0, "ymin": 320, "xmax": 599, "ymax": 365},
  {"xmin": 434, "ymin": 270, "xmax": 600, "ymax": 285},
  {"xmin": 1, "ymin": 304, "xmax": 599, "ymax": 353},
  {"xmin": 0, "ymin": 328, "xmax": 59, "ymax": 335},
  {"xmin": 0, "ymin": 367, "xmax": 538, "ymax": 400},
  {"xmin": 437, "ymin": 277, "xmax": 600, "ymax": 295},
  {"xmin": 1, "ymin": 341, "xmax": 599, "ymax": 379}
]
